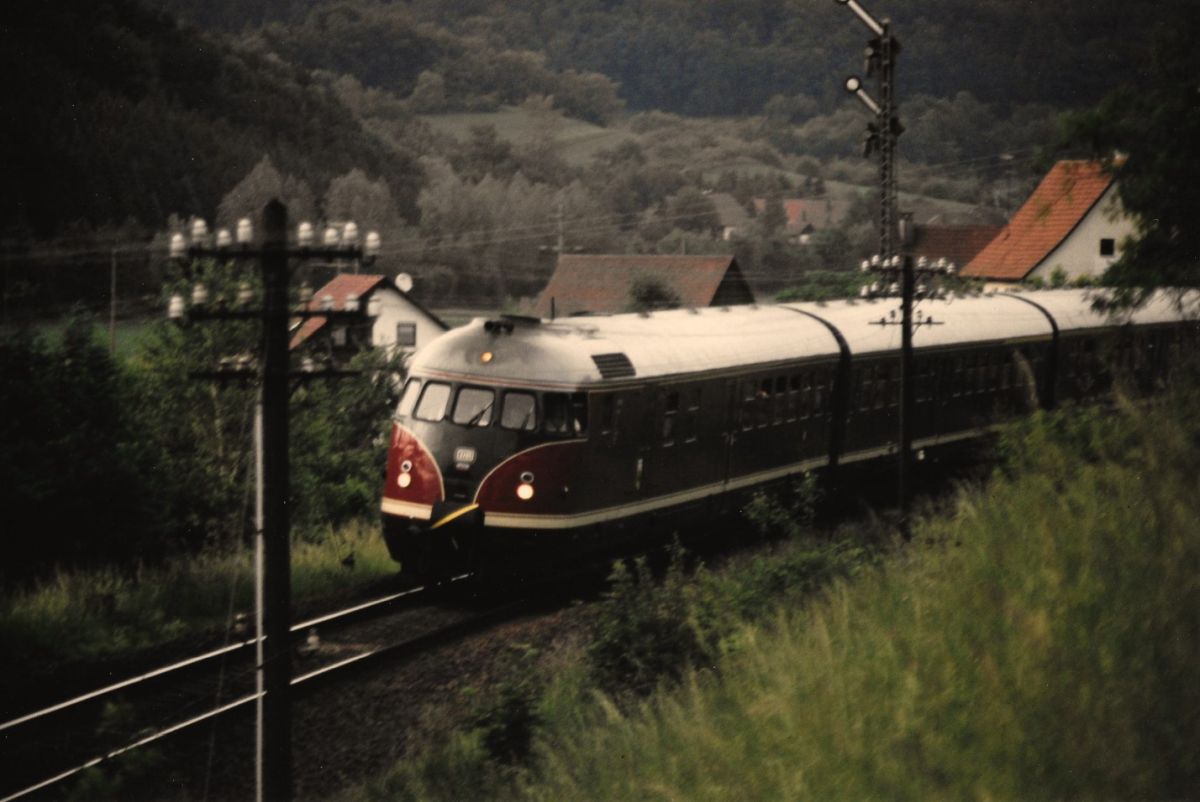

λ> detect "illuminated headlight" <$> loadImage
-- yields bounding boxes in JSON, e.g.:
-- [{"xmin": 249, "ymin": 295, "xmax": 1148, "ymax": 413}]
[
  {"xmin": 516, "ymin": 483, "xmax": 535, "ymax": 501},
  {"xmin": 398, "ymin": 459, "xmax": 413, "ymax": 489}
]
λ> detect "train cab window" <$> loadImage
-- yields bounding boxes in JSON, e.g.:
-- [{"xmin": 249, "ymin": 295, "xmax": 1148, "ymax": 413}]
[
  {"xmin": 544, "ymin": 392, "xmax": 588, "ymax": 436},
  {"xmin": 500, "ymin": 391, "xmax": 537, "ymax": 431},
  {"xmin": 452, "ymin": 387, "xmax": 495, "ymax": 427},
  {"xmin": 396, "ymin": 378, "xmax": 421, "ymax": 418},
  {"xmin": 414, "ymin": 381, "xmax": 452, "ymax": 422}
]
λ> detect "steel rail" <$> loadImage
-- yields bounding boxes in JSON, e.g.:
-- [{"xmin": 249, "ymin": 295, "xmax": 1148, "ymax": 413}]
[
  {"xmin": 1, "ymin": 592, "xmax": 524, "ymax": 802},
  {"xmin": 0, "ymin": 577, "xmax": 471, "ymax": 734}
]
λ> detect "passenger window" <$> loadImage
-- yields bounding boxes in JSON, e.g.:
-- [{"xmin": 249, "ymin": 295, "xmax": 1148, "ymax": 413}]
[
  {"xmin": 396, "ymin": 378, "xmax": 421, "ymax": 418},
  {"xmin": 662, "ymin": 391, "xmax": 679, "ymax": 445},
  {"xmin": 452, "ymin": 387, "xmax": 495, "ymax": 427},
  {"xmin": 500, "ymin": 391, "xmax": 537, "ymax": 431},
  {"xmin": 683, "ymin": 389, "xmax": 701, "ymax": 443},
  {"xmin": 414, "ymin": 382, "xmax": 452, "ymax": 422}
]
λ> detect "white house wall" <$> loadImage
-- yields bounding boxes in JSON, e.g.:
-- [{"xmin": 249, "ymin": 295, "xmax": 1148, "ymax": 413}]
[
  {"xmin": 370, "ymin": 291, "xmax": 445, "ymax": 356},
  {"xmin": 1029, "ymin": 184, "xmax": 1137, "ymax": 281}
]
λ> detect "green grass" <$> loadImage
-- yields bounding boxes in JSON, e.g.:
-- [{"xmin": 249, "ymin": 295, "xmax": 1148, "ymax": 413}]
[
  {"xmin": 11, "ymin": 317, "xmax": 156, "ymax": 361},
  {"xmin": 0, "ymin": 519, "xmax": 397, "ymax": 667},
  {"xmin": 420, "ymin": 106, "xmax": 634, "ymax": 166},
  {"xmin": 519, "ymin": 398, "xmax": 1200, "ymax": 800}
]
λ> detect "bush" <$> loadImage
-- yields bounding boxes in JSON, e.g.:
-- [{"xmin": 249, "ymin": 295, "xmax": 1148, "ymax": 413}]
[{"xmin": 586, "ymin": 544, "xmax": 705, "ymax": 696}]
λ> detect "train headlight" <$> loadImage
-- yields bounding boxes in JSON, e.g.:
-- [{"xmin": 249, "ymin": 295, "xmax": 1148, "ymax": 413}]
[
  {"xmin": 398, "ymin": 459, "xmax": 413, "ymax": 488},
  {"xmin": 516, "ymin": 483, "xmax": 535, "ymax": 501}
]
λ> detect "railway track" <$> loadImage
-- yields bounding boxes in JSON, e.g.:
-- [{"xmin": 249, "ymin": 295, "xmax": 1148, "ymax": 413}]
[{"xmin": 0, "ymin": 573, "xmax": 533, "ymax": 801}]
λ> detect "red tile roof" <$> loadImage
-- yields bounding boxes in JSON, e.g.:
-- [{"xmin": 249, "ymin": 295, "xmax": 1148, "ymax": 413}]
[
  {"xmin": 534, "ymin": 254, "xmax": 753, "ymax": 317},
  {"xmin": 910, "ymin": 224, "xmax": 1003, "ymax": 268},
  {"xmin": 962, "ymin": 161, "xmax": 1115, "ymax": 281},
  {"xmin": 289, "ymin": 274, "xmax": 386, "ymax": 349}
]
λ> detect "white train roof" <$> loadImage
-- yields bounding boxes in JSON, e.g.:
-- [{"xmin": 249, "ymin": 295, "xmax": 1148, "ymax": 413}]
[
  {"xmin": 1006, "ymin": 288, "xmax": 1197, "ymax": 332},
  {"xmin": 409, "ymin": 289, "xmax": 1197, "ymax": 388}
]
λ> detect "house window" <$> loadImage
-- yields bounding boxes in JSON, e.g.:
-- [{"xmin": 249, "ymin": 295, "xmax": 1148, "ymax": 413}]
[
  {"xmin": 1100, "ymin": 238, "xmax": 1115, "ymax": 257},
  {"xmin": 396, "ymin": 322, "xmax": 418, "ymax": 347}
]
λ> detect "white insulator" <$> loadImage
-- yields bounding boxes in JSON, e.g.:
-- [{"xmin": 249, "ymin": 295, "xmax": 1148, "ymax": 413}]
[
  {"xmin": 297, "ymin": 221, "xmax": 314, "ymax": 248},
  {"xmin": 237, "ymin": 282, "xmax": 253, "ymax": 306},
  {"xmin": 216, "ymin": 228, "xmax": 232, "ymax": 248},
  {"xmin": 365, "ymin": 231, "xmax": 381, "ymax": 259},
  {"xmin": 168, "ymin": 294, "xmax": 185, "ymax": 320},
  {"xmin": 323, "ymin": 226, "xmax": 340, "ymax": 246},
  {"xmin": 191, "ymin": 283, "xmax": 209, "ymax": 306},
  {"xmin": 169, "ymin": 233, "xmax": 186, "ymax": 259},
  {"xmin": 344, "ymin": 292, "xmax": 360, "ymax": 312},
  {"xmin": 237, "ymin": 218, "xmax": 253, "ymax": 244},
  {"xmin": 319, "ymin": 293, "xmax": 335, "ymax": 311},
  {"xmin": 190, "ymin": 218, "xmax": 209, "ymax": 242},
  {"xmin": 342, "ymin": 221, "xmax": 359, "ymax": 245}
]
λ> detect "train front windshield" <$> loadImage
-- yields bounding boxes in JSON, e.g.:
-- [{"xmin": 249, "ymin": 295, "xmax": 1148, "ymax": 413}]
[{"xmin": 395, "ymin": 378, "xmax": 587, "ymax": 437}]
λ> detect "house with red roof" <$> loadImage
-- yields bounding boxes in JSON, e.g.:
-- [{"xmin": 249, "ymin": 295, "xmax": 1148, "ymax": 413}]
[
  {"xmin": 962, "ymin": 160, "xmax": 1136, "ymax": 284},
  {"xmin": 533, "ymin": 254, "xmax": 755, "ymax": 318},
  {"xmin": 751, "ymin": 197, "xmax": 852, "ymax": 244},
  {"xmin": 909, "ymin": 223, "xmax": 1003, "ymax": 269},
  {"xmin": 290, "ymin": 273, "xmax": 448, "ymax": 356}
]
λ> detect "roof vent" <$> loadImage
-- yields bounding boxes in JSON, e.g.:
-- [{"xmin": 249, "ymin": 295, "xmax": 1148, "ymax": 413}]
[{"xmin": 591, "ymin": 352, "xmax": 636, "ymax": 379}]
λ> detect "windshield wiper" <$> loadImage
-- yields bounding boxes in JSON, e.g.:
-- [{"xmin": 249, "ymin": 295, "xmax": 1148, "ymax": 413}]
[{"xmin": 465, "ymin": 401, "xmax": 494, "ymax": 427}]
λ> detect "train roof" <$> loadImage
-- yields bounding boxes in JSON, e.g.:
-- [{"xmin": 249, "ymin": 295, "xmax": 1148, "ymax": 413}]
[
  {"xmin": 1009, "ymin": 288, "xmax": 1195, "ymax": 332},
  {"xmin": 408, "ymin": 289, "xmax": 1197, "ymax": 388}
]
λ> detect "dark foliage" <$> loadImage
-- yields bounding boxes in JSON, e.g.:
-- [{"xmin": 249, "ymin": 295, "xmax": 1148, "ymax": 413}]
[
  {"xmin": 160, "ymin": 0, "xmax": 1187, "ymax": 117},
  {"xmin": 0, "ymin": 0, "xmax": 423, "ymax": 238},
  {"xmin": 1060, "ymin": 6, "xmax": 1200, "ymax": 299},
  {"xmin": 0, "ymin": 319, "xmax": 160, "ymax": 582}
]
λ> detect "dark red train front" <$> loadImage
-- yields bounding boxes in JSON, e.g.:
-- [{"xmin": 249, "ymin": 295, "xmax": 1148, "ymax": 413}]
[{"xmin": 380, "ymin": 316, "xmax": 593, "ymax": 577}]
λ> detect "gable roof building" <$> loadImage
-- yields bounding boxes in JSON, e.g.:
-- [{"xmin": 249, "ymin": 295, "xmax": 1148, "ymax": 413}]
[
  {"xmin": 533, "ymin": 254, "xmax": 755, "ymax": 318},
  {"xmin": 962, "ymin": 160, "xmax": 1135, "ymax": 283},
  {"xmin": 290, "ymin": 273, "xmax": 448, "ymax": 355},
  {"xmin": 752, "ymin": 197, "xmax": 852, "ymax": 243},
  {"xmin": 909, "ymin": 223, "xmax": 1003, "ymax": 268}
]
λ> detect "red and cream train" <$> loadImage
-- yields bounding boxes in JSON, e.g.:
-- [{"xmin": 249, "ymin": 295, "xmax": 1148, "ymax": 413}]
[{"xmin": 380, "ymin": 289, "xmax": 1197, "ymax": 576}]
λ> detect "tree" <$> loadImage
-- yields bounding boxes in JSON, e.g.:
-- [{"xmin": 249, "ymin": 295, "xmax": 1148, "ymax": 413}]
[
  {"xmin": 1061, "ymin": 9, "xmax": 1200, "ymax": 299},
  {"xmin": 0, "ymin": 319, "xmax": 157, "ymax": 579},
  {"xmin": 408, "ymin": 69, "xmax": 448, "ymax": 113},
  {"xmin": 217, "ymin": 156, "xmax": 316, "ymax": 228},
  {"xmin": 626, "ymin": 276, "xmax": 682, "ymax": 313},
  {"xmin": 760, "ymin": 195, "xmax": 788, "ymax": 237},
  {"xmin": 323, "ymin": 168, "xmax": 405, "ymax": 232},
  {"xmin": 666, "ymin": 187, "xmax": 720, "ymax": 234}
]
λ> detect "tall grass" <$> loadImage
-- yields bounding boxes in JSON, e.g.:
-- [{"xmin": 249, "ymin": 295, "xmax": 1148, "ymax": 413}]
[
  {"xmin": 1, "ymin": 519, "xmax": 396, "ymax": 666},
  {"xmin": 520, "ymin": 397, "xmax": 1200, "ymax": 800}
]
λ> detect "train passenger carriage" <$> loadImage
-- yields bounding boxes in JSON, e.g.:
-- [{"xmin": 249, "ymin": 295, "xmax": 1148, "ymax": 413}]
[{"xmin": 380, "ymin": 289, "xmax": 1199, "ymax": 577}]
